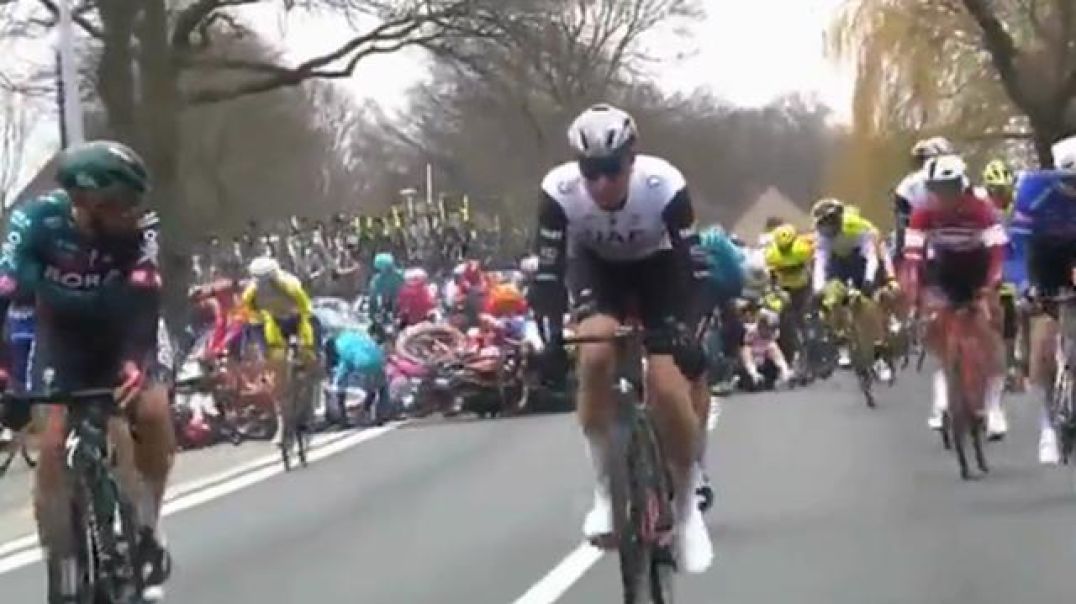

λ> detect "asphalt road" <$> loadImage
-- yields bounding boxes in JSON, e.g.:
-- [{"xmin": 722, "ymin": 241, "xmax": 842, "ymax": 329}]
[{"xmin": 2, "ymin": 368, "xmax": 1076, "ymax": 603}]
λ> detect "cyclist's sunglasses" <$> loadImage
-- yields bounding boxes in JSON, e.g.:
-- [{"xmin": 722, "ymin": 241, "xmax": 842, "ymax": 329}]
[{"xmin": 579, "ymin": 154, "xmax": 629, "ymax": 181}]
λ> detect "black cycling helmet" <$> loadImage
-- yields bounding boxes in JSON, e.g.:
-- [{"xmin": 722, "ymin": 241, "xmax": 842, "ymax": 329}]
[{"xmin": 56, "ymin": 140, "xmax": 150, "ymax": 202}]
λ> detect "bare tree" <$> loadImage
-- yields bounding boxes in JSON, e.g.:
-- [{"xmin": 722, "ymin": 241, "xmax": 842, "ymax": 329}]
[{"xmin": 0, "ymin": 0, "xmax": 511, "ymax": 257}]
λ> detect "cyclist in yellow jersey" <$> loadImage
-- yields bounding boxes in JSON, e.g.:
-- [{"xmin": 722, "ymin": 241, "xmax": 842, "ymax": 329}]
[
  {"xmin": 811, "ymin": 198, "xmax": 881, "ymax": 294},
  {"xmin": 241, "ymin": 257, "xmax": 316, "ymax": 355},
  {"xmin": 764, "ymin": 223, "xmax": 813, "ymax": 363},
  {"xmin": 241, "ymin": 257, "xmax": 318, "ymax": 443}
]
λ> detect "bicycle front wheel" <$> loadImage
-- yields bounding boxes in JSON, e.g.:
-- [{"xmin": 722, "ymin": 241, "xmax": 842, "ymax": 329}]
[{"xmin": 609, "ymin": 420, "xmax": 647, "ymax": 604}]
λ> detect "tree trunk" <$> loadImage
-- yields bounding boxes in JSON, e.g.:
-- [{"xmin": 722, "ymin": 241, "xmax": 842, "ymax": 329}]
[
  {"xmin": 138, "ymin": 0, "xmax": 189, "ymax": 320},
  {"xmin": 95, "ymin": 0, "xmax": 138, "ymax": 143}
]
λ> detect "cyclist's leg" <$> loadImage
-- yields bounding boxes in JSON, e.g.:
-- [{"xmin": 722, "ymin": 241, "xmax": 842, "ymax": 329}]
[
  {"xmin": 637, "ymin": 253, "xmax": 711, "ymax": 573},
  {"xmin": 129, "ymin": 379, "xmax": 176, "ymax": 543},
  {"xmin": 568, "ymin": 253, "xmax": 623, "ymax": 540},
  {"xmin": 1028, "ymin": 238, "xmax": 1074, "ymax": 462},
  {"xmin": 258, "ymin": 319, "xmax": 289, "ymax": 442}
]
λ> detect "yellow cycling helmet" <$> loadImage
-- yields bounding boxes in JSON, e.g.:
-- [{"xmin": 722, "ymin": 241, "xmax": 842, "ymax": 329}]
[
  {"xmin": 982, "ymin": 159, "xmax": 1014, "ymax": 188},
  {"xmin": 772, "ymin": 224, "xmax": 797, "ymax": 249}
]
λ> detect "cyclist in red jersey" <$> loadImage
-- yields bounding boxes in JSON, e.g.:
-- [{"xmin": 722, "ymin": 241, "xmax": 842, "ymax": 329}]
[{"xmin": 900, "ymin": 154, "xmax": 1008, "ymax": 439}]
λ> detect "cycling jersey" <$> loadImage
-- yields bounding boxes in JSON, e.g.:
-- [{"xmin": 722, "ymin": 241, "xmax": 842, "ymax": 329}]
[
  {"xmin": 812, "ymin": 212, "xmax": 879, "ymax": 292},
  {"xmin": 241, "ymin": 270, "xmax": 314, "ymax": 349},
  {"xmin": 1011, "ymin": 170, "xmax": 1076, "ymax": 293},
  {"xmin": 532, "ymin": 155, "xmax": 708, "ymax": 325},
  {"xmin": 242, "ymin": 272, "xmax": 310, "ymax": 319},
  {"xmin": 368, "ymin": 266, "xmax": 404, "ymax": 319},
  {"xmin": 903, "ymin": 193, "xmax": 1005, "ymax": 305},
  {"xmin": 765, "ymin": 236, "xmax": 812, "ymax": 290},
  {"xmin": 0, "ymin": 190, "xmax": 162, "ymax": 388},
  {"xmin": 895, "ymin": 169, "xmax": 930, "ymax": 211}
]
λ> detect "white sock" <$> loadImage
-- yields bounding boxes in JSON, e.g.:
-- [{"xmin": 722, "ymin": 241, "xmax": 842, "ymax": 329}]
[
  {"xmin": 933, "ymin": 369, "xmax": 949, "ymax": 414},
  {"xmin": 695, "ymin": 419, "xmax": 708, "ymax": 466},
  {"xmin": 985, "ymin": 375, "xmax": 1004, "ymax": 415},
  {"xmin": 1041, "ymin": 401, "xmax": 1054, "ymax": 432},
  {"xmin": 583, "ymin": 431, "xmax": 610, "ymax": 492}
]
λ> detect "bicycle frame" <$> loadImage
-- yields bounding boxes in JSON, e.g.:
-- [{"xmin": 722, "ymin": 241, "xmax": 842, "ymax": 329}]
[
  {"xmin": 563, "ymin": 327, "xmax": 677, "ymax": 604},
  {"xmin": 2, "ymin": 382, "xmax": 144, "ymax": 603},
  {"xmin": 941, "ymin": 301, "xmax": 991, "ymax": 480},
  {"xmin": 1049, "ymin": 295, "xmax": 1076, "ymax": 463}
]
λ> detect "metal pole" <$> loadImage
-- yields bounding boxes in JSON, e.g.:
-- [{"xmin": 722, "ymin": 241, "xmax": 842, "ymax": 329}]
[
  {"xmin": 57, "ymin": 0, "xmax": 84, "ymax": 146},
  {"xmin": 55, "ymin": 51, "xmax": 67, "ymax": 147},
  {"xmin": 425, "ymin": 163, "xmax": 433, "ymax": 209}
]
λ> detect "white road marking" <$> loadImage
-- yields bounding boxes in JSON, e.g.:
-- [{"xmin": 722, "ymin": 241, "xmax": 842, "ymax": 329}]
[
  {"xmin": 511, "ymin": 544, "xmax": 604, "ymax": 604},
  {"xmin": 0, "ymin": 424, "xmax": 401, "ymax": 575},
  {"xmin": 509, "ymin": 396, "xmax": 724, "ymax": 603}
]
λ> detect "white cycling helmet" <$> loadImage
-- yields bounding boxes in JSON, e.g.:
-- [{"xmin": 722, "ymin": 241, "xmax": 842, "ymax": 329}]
[
  {"xmin": 757, "ymin": 308, "xmax": 781, "ymax": 329},
  {"xmin": 519, "ymin": 255, "xmax": 540, "ymax": 274},
  {"xmin": 1052, "ymin": 135, "xmax": 1076, "ymax": 173},
  {"xmin": 404, "ymin": 267, "xmax": 428, "ymax": 283},
  {"xmin": 911, "ymin": 136, "xmax": 955, "ymax": 159},
  {"xmin": 249, "ymin": 256, "xmax": 280, "ymax": 280},
  {"xmin": 567, "ymin": 104, "xmax": 638, "ymax": 158},
  {"xmin": 924, "ymin": 154, "xmax": 967, "ymax": 183}
]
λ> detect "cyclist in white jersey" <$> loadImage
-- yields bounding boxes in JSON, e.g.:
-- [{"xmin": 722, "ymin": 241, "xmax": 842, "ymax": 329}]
[
  {"xmin": 893, "ymin": 136, "xmax": 955, "ymax": 261},
  {"xmin": 530, "ymin": 104, "xmax": 713, "ymax": 573}
]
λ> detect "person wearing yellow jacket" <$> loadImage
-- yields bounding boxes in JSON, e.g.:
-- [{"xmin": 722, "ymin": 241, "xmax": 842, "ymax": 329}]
[
  {"xmin": 242, "ymin": 256, "xmax": 317, "ymax": 444},
  {"xmin": 764, "ymin": 224, "xmax": 814, "ymax": 362},
  {"xmin": 242, "ymin": 256, "xmax": 316, "ymax": 356}
]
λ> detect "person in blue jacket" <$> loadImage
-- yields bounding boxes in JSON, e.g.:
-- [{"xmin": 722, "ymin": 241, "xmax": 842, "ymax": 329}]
[
  {"xmin": 697, "ymin": 226, "xmax": 747, "ymax": 395},
  {"xmin": 1010, "ymin": 134, "xmax": 1076, "ymax": 466},
  {"xmin": 324, "ymin": 327, "xmax": 388, "ymax": 427}
]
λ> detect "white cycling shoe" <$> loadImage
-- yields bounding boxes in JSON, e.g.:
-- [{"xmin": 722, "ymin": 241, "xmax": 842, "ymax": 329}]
[
  {"xmin": 675, "ymin": 489, "xmax": 713, "ymax": 574},
  {"xmin": 583, "ymin": 486, "xmax": 614, "ymax": 543},
  {"xmin": 986, "ymin": 407, "xmax": 1008, "ymax": 440},
  {"xmin": 1040, "ymin": 427, "xmax": 1060, "ymax": 465}
]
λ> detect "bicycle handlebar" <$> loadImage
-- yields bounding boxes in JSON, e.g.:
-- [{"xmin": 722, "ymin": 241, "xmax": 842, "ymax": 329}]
[
  {"xmin": 560, "ymin": 325, "xmax": 661, "ymax": 346},
  {"xmin": 1, "ymin": 387, "xmax": 116, "ymax": 407}
]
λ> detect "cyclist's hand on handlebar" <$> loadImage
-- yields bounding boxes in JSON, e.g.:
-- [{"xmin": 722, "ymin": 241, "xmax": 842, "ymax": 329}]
[{"xmin": 115, "ymin": 361, "xmax": 144, "ymax": 410}]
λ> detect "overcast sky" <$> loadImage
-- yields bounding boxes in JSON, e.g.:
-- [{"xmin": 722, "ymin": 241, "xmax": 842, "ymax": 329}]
[{"xmin": 8, "ymin": 0, "xmax": 854, "ymax": 190}]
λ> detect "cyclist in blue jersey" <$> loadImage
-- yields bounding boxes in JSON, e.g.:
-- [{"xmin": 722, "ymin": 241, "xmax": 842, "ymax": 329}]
[
  {"xmin": 0, "ymin": 141, "xmax": 174, "ymax": 602},
  {"xmin": 1011, "ymin": 135, "xmax": 1076, "ymax": 465}
]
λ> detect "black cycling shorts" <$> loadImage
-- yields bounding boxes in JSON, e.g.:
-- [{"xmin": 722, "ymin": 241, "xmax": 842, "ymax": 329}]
[
  {"xmin": 826, "ymin": 253, "xmax": 868, "ymax": 290},
  {"xmin": 29, "ymin": 321, "xmax": 125, "ymax": 392},
  {"xmin": 933, "ymin": 252, "xmax": 990, "ymax": 307},
  {"xmin": 1028, "ymin": 237, "xmax": 1076, "ymax": 296},
  {"xmin": 568, "ymin": 250, "xmax": 690, "ymax": 352}
]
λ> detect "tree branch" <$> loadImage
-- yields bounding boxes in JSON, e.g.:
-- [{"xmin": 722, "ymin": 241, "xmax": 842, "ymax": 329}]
[
  {"xmin": 182, "ymin": 2, "xmax": 479, "ymax": 105},
  {"xmin": 37, "ymin": 0, "xmax": 102, "ymax": 38},
  {"xmin": 171, "ymin": 0, "xmax": 259, "ymax": 49},
  {"xmin": 960, "ymin": 0, "xmax": 1039, "ymax": 117}
]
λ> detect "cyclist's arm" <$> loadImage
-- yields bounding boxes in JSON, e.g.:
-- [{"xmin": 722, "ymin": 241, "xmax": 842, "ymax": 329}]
[
  {"xmin": 531, "ymin": 194, "xmax": 569, "ymax": 331},
  {"xmin": 662, "ymin": 188, "xmax": 709, "ymax": 309},
  {"xmin": 980, "ymin": 211, "xmax": 1008, "ymax": 287},
  {"xmin": 0, "ymin": 205, "xmax": 42, "ymax": 312},
  {"xmin": 239, "ymin": 283, "xmax": 260, "ymax": 319},
  {"xmin": 122, "ymin": 213, "xmax": 164, "ymax": 366},
  {"xmin": 812, "ymin": 234, "xmax": 830, "ymax": 293},
  {"xmin": 892, "ymin": 193, "xmax": 912, "ymax": 258},
  {"xmin": 900, "ymin": 209, "xmax": 929, "ymax": 301},
  {"xmin": 858, "ymin": 227, "xmax": 880, "ymax": 284}
]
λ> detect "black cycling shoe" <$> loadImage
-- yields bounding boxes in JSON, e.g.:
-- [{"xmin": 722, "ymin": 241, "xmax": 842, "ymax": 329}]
[{"xmin": 138, "ymin": 527, "xmax": 172, "ymax": 601}]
